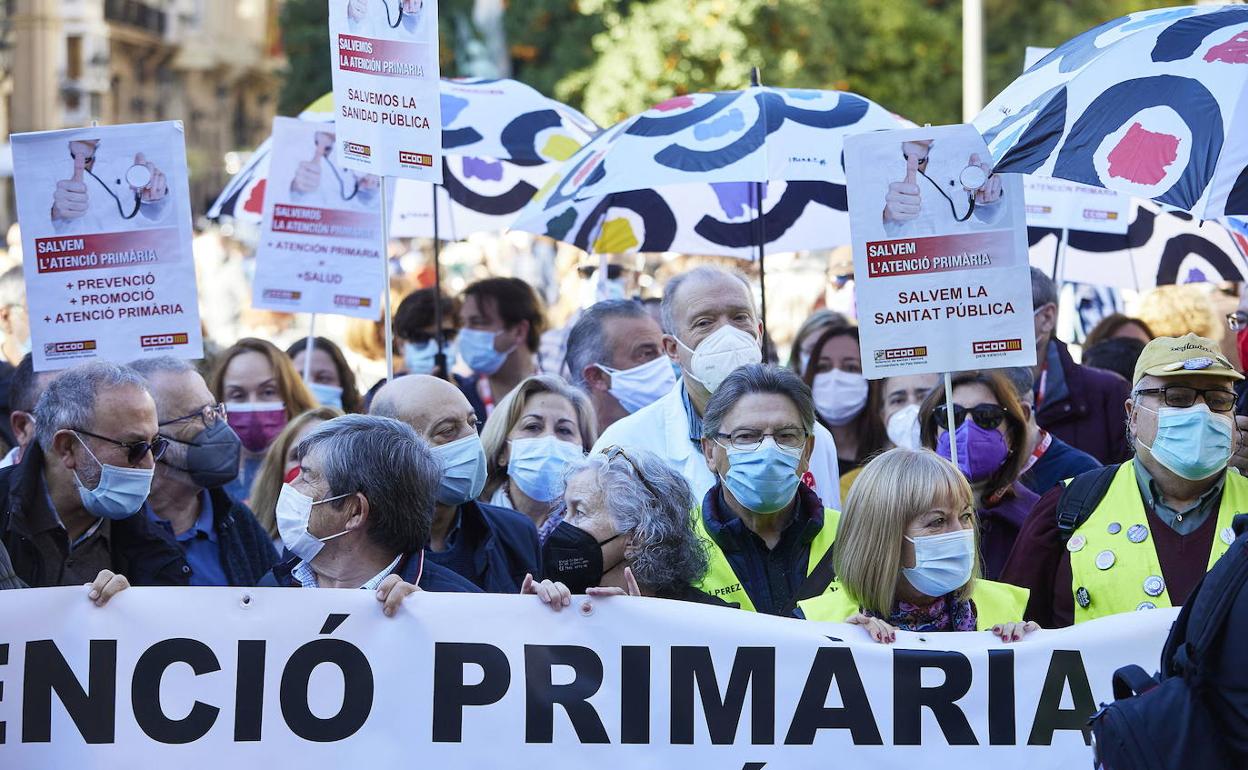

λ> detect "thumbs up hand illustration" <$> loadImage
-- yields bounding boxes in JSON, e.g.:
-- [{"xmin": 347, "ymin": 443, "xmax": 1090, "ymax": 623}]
[
  {"xmin": 52, "ymin": 143, "xmax": 91, "ymax": 222},
  {"xmin": 883, "ymin": 152, "xmax": 922, "ymax": 224},
  {"xmin": 291, "ymin": 139, "xmax": 326, "ymax": 195}
]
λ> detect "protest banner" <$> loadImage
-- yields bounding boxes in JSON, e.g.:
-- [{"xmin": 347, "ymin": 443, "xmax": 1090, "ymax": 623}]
[
  {"xmin": 327, "ymin": 0, "xmax": 443, "ymax": 183},
  {"xmin": 10, "ymin": 121, "xmax": 203, "ymax": 372},
  {"xmin": 845, "ymin": 124, "xmax": 1036, "ymax": 379},
  {"xmin": 0, "ymin": 587, "xmax": 1172, "ymax": 769},
  {"xmin": 252, "ymin": 117, "xmax": 385, "ymax": 319}
]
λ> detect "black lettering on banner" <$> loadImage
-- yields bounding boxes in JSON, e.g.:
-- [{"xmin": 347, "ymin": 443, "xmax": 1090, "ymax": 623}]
[
  {"xmin": 22, "ymin": 640, "xmax": 116, "ymax": 744},
  {"xmin": 987, "ymin": 649, "xmax": 1015, "ymax": 745},
  {"xmin": 671, "ymin": 646, "xmax": 776, "ymax": 745},
  {"xmin": 1028, "ymin": 650, "xmax": 1095, "ymax": 746},
  {"xmin": 783, "ymin": 647, "xmax": 882, "ymax": 745},
  {"xmin": 234, "ymin": 640, "xmax": 266, "ymax": 742},
  {"xmin": 524, "ymin": 645, "xmax": 609, "ymax": 744},
  {"xmin": 131, "ymin": 638, "xmax": 221, "ymax": 744},
  {"xmin": 893, "ymin": 650, "xmax": 977, "ymax": 746},
  {"xmin": 432, "ymin": 642, "xmax": 510, "ymax": 743},
  {"xmin": 620, "ymin": 646, "xmax": 650, "ymax": 744},
  {"xmin": 279, "ymin": 633, "xmax": 373, "ymax": 742}
]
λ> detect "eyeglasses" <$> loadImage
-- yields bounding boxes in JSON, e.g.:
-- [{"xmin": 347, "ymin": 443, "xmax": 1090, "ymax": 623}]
[
  {"xmin": 158, "ymin": 402, "xmax": 227, "ymax": 430},
  {"xmin": 1134, "ymin": 386, "xmax": 1237, "ymax": 413},
  {"xmin": 601, "ymin": 445, "xmax": 663, "ymax": 502},
  {"xmin": 712, "ymin": 428, "xmax": 808, "ymax": 452},
  {"xmin": 933, "ymin": 403, "xmax": 1008, "ymax": 431},
  {"xmin": 1228, "ymin": 312, "xmax": 1248, "ymax": 332},
  {"xmin": 74, "ymin": 428, "xmax": 169, "ymax": 464}
]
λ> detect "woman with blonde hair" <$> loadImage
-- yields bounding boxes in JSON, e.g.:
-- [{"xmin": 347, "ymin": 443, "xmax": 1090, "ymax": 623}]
[
  {"xmin": 247, "ymin": 406, "xmax": 343, "ymax": 542},
  {"xmin": 210, "ymin": 338, "xmax": 319, "ymax": 501},
  {"xmin": 481, "ymin": 375, "xmax": 596, "ymax": 541},
  {"xmin": 800, "ymin": 448, "xmax": 1036, "ymax": 644}
]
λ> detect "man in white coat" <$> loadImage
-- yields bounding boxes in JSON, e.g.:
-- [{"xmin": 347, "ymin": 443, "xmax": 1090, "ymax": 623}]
[{"xmin": 592, "ymin": 265, "xmax": 841, "ymax": 510}]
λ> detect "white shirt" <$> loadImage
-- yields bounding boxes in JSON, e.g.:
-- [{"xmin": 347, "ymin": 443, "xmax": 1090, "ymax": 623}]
[
  {"xmin": 882, "ymin": 151, "xmax": 1003, "ymax": 239},
  {"xmin": 345, "ymin": 0, "xmax": 433, "ymax": 39},
  {"xmin": 51, "ymin": 155, "xmax": 170, "ymax": 235},
  {"xmin": 0, "ymin": 446, "xmax": 20, "ymax": 470}
]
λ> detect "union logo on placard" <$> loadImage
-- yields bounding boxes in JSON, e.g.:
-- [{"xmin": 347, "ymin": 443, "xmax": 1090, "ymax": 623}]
[
  {"xmin": 343, "ymin": 141, "xmax": 372, "ymax": 160},
  {"xmin": 874, "ymin": 346, "xmax": 928, "ymax": 362},
  {"xmin": 44, "ymin": 339, "xmax": 97, "ymax": 357},
  {"xmin": 973, "ymin": 338, "xmax": 1023, "ymax": 355},
  {"xmin": 140, "ymin": 333, "xmax": 189, "ymax": 349},
  {"xmin": 398, "ymin": 150, "xmax": 433, "ymax": 168},
  {"xmin": 262, "ymin": 289, "xmax": 302, "ymax": 301},
  {"xmin": 333, "ymin": 295, "xmax": 372, "ymax": 308}
]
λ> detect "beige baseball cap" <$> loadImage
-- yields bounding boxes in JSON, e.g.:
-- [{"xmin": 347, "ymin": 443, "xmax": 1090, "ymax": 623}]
[{"xmin": 1131, "ymin": 333, "xmax": 1243, "ymax": 385}]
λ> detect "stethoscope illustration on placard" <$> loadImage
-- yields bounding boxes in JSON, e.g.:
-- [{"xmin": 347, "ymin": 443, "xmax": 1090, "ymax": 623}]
[
  {"xmin": 314, "ymin": 137, "xmax": 361, "ymax": 201},
  {"xmin": 907, "ymin": 147, "xmax": 992, "ymax": 223},
  {"xmin": 379, "ymin": 0, "xmax": 422, "ymax": 29},
  {"xmin": 78, "ymin": 148, "xmax": 152, "ymax": 220}
]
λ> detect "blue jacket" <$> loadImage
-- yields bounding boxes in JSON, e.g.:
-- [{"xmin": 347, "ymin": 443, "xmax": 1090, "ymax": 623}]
[
  {"xmin": 1020, "ymin": 434, "xmax": 1102, "ymax": 497},
  {"xmin": 426, "ymin": 500, "xmax": 541, "ymax": 593},
  {"xmin": 260, "ymin": 550, "xmax": 482, "ymax": 592}
]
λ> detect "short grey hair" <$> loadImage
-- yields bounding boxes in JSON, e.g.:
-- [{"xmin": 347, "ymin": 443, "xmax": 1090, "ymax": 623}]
[
  {"xmin": 566, "ymin": 448, "xmax": 708, "ymax": 593},
  {"xmin": 1000, "ymin": 366, "xmax": 1035, "ymax": 403},
  {"xmin": 294, "ymin": 414, "xmax": 436, "ymax": 553},
  {"xmin": 34, "ymin": 361, "xmax": 151, "ymax": 452},
  {"xmin": 0, "ymin": 266, "xmax": 25, "ymax": 309},
  {"xmin": 702, "ymin": 364, "xmax": 816, "ymax": 440},
  {"xmin": 564, "ymin": 299, "xmax": 649, "ymax": 390},
  {"xmin": 1030, "ymin": 266, "xmax": 1058, "ymax": 310},
  {"xmin": 660, "ymin": 265, "xmax": 753, "ymax": 335}
]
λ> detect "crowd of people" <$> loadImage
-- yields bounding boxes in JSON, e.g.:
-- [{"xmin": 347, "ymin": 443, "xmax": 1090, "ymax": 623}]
[{"xmin": 3, "ymin": 259, "xmax": 1248, "ymax": 653}]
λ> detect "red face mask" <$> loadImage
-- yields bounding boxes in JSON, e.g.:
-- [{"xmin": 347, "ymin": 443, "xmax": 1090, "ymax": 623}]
[{"xmin": 226, "ymin": 402, "xmax": 288, "ymax": 453}]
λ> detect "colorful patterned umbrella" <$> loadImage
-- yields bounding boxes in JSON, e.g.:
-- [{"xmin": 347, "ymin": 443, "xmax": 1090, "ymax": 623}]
[
  {"xmin": 974, "ymin": 4, "xmax": 1248, "ymax": 219},
  {"xmin": 511, "ymin": 86, "xmax": 910, "ymax": 259},
  {"xmin": 207, "ymin": 78, "xmax": 599, "ymax": 238}
]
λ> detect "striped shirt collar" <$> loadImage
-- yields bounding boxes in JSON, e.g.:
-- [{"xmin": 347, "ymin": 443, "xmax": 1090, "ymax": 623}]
[{"xmin": 291, "ymin": 553, "xmax": 403, "ymax": 590}]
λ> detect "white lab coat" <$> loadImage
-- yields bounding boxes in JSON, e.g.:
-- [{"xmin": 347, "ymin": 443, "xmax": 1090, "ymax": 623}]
[
  {"xmin": 346, "ymin": 0, "xmax": 432, "ymax": 38},
  {"xmin": 289, "ymin": 158, "xmax": 379, "ymax": 212},
  {"xmin": 882, "ymin": 151, "xmax": 1003, "ymax": 239},
  {"xmin": 592, "ymin": 382, "xmax": 842, "ymax": 511},
  {"xmin": 51, "ymin": 156, "xmax": 170, "ymax": 235}
]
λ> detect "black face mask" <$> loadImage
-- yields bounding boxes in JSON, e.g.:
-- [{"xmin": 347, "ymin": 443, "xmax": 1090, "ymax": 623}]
[
  {"xmin": 541, "ymin": 521, "xmax": 623, "ymax": 594},
  {"xmin": 160, "ymin": 420, "xmax": 242, "ymax": 489}
]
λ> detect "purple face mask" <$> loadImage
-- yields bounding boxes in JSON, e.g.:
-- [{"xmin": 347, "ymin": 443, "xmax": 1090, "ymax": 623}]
[
  {"xmin": 226, "ymin": 402, "xmax": 288, "ymax": 454},
  {"xmin": 935, "ymin": 420, "xmax": 1008, "ymax": 483}
]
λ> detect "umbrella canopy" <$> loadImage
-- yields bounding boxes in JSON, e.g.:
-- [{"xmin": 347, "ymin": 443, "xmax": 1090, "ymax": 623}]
[
  {"xmin": 974, "ymin": 4, "xmax": 1248, "ymax": 219},
  {"xmin": 1028, "ymin": 199, "xmax": 1248, "ymax": 291},
  {"xmin": 207, "ymin": 78, "xmax": 599, "ymax": 238},
  {"xmin": 511, "ymin": 87, "xmax": 910, "ymax": 258}
]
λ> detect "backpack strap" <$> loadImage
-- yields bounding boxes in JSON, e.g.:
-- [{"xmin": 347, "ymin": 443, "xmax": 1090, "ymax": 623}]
[
  {"xmin": 1055, "ymin": 464, "xmax": 1120, "ymax": 542},
  {"xmin": 1111, "ymin": 664, "xmax": 1159, "ymax": 700}
]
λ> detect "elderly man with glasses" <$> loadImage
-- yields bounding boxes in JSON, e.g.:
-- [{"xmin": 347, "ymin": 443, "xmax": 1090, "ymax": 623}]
[
  {"xmin": 0, "ymin": 361, "xmax": 189, "ymax": 589},
  {"xmin": 130, "ymin": 356, "xmax": 277, "ymax": 586},
  {"xmin": 1005, "ymin": 333, "xmax": 1248, "ymax": 627},
  {"xmin": 690, "ymin": 363, "xmax": 840, "ymax": 616}
]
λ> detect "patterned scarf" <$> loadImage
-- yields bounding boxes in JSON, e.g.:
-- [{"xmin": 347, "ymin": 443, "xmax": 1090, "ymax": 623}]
[{"xmin": 866, "ymin": 594, "xmax": 978, "ymax": 632}]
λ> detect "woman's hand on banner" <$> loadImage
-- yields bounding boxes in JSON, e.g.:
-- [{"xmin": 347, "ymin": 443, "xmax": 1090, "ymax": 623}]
[
  {"xmin": 522, "ymin": 573, "xmax": 573, "ymax": 611},
  {"xmin": 847, "ymin": 612, "xmax": 898, "ymax": 644},
  {"xmin": 586, "ymin": 567, "xmax": 642, "ymax": 598},
  {"xmin": 375, "ymin": 573, "xmax": 420, "ymax": 617},
  {"xmin": 992, "ymin": 621, "xmax": 1041, "ymax": 643},
  {"xmin": 85, "ymin": 570, "xmax": 130, "ymax": 607}
]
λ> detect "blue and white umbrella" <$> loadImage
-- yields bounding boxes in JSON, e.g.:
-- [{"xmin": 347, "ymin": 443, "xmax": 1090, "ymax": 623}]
[
  {"xmin": 511, "ymin": 86, "xmax": 909, "ymax": 260},
  {"xmin": 974, "ymin": 4, "xmax": 1248, "ymax": 219}
]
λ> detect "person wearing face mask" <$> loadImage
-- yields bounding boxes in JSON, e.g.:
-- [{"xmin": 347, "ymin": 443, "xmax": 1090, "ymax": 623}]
[
  {"xmin": 246, "ymin": 407, "xmax": 342, "ymax": 544},
  {"xmin": 0, "ymin": 354, "xmax": 57, "ymax": 469},
  {"xmin": 455, "ymin": 278, "xmax": 546, "ymax": 425},
  {"xmin": 998, "ymin": 366, "xmax": 1101, "ymax": 496},
  {"xmin": 799, "ymin": 448, "xmax": 1035, "ymax": 643},
  {"xmin": 260, "ymin": 414, "xmax": 479, "ymax": 602},
  {"xmin": 370, "ymin": 375, "xmax": 540, "ymax": 592},
  {"xmin": 0, "ymin": 362, "xmax": 189, "ymax": 587},
  {"xmin": 392, "ymin": 288, "xmax": 459, "ymax": 382},
  {"xmin": 690, "ymin": 364, "xmax": 841, "ymax": 615},
  {"xmin": 129, "ymin": 357, "xmax": 277, "ymax": 586},
  {"xmin": 593, "ymin": 266, "xmax": 841, "ymax": 507},
  {"xmin": 800, "ymin": 325, "xmax": 885, "ymax": 488},
  {"xmin": 918, "ymin": 370, "xmax": 1036, "ymax": 580},
  {"xmin": 286, "ymin": 337, "xmax": 363, "ymax": 414},
  {"xmin": 1005, "ymin": 334, "xmax": 1248, "ymax": 627},
  {"xmin": 833, "ymin": 371, "xmax": 941, "ymax": 500},
  {"xmin": 210, "ymin": 338, "xmax": 318, "ymax": 503},
  {"xmin": 565, "ymin": 299, "xmax": 674, "ymax": 435},
  {"xmin": 480, "ymin": 375, "xmax": 596, "ymax": 542}
]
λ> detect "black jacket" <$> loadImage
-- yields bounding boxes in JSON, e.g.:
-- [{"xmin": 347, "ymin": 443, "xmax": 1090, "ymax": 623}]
[
  {"xmin": 193, "ymin": 487, "xmax": 278, "ymax": 586},
  {"xmin": 0, "ymin": 447, "xmax": 190, "ymax": 587},
  {"xmin": 260, "ymin": 549, "xmax": 483, "ymax": 592},
  {"xmin": 426, "ymin": 500, "xmax": 541, "ymax": 593}
]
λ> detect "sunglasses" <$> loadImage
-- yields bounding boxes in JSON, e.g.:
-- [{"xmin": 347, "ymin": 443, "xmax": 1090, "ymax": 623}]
[
  {"xmin": 932, "ymin": 403, "xmax": 1008, "ymax": 432},
  {"xmin": 74, "ymin": 427, "xmax": 169, "ymax": 465}
]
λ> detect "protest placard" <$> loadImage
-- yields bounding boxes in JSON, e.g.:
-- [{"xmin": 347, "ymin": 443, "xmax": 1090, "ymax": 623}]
[
  {"xmin": 10, "ymin": 121, "xmax": 203, "ymax": 371},
  {"xmin": 252, "ymin": 117, "xmax": 385, "ymax": 319},
  {"xmin": 845, "ymin": 124, "xmax": 1036, "ymax": 378},
  {"xmin": 327, "ymin": 0, "xmax": 443, "ymax": 182},
  {"xmin": 0, "ymin": 587, "xmax": 1171, "ymax": 769}
]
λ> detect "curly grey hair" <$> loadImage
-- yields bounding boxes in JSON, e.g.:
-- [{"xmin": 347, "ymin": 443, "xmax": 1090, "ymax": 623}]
[{"xmin": 566, "ymin": 447, "xmax": 708, "ymax": 594}]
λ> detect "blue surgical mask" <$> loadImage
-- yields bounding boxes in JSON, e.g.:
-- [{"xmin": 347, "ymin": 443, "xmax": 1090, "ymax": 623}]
[
  {"xmin": 1137, "ymin": 402, "xmax": 1234, "ymax": 481},
  {"xmin": 433, "ymin": 434, "xmax": 487, "ymax": 506},
  {"xmin": 458, "ymin": 328, "xmax": 515, "ymax": 376},
  {"xmin": 404, "ymin": 339, "xmax": 456, "ymax": 376},
  {"xmin": 72, "ymin": 433, "xmax": 154, "ymax": 520},
  {"xmin": 721, "ymin": 438, "xmax": 802, "ymax": 514},
  {"xmin": 903, "ymin": 528, "xmax": 975, "ymax": 598},
  {"xmin": 307, "ymin": 381, "xmax": 343, "ymax": 410},
  {"xmin": 507, "ymin": 435, "xmax": 584, "ymax": 503}
]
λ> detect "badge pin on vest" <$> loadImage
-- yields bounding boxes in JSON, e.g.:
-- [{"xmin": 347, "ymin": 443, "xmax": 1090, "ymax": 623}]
[{"xmin": 1096, "ymin": 549, "xmax": 1117, "ymax": 570}]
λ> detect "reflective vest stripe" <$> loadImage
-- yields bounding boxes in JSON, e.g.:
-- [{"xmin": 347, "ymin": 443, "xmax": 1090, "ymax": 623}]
[
  {"xmin": 798, "ymin": 579, "xmax": 1030, "ymax": 631},
  {"xmin": 1069, "ymin": 460, "xmax": 1245, "ymax": 623},
  {"xmin": 692, "ymin": 505, "xmax": 841, "ymax": 613}
]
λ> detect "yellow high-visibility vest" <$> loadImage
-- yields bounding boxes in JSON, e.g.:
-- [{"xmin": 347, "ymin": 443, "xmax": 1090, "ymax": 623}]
[{"xmin": 798, "ymin": 578, "xmax": 1030, "ymax": 631}]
